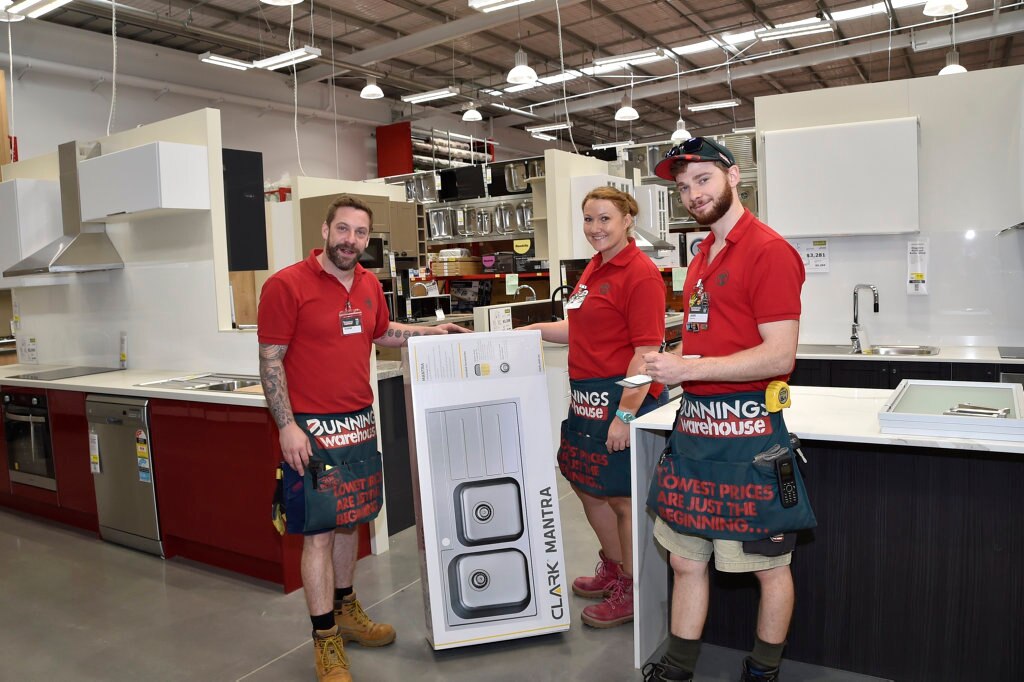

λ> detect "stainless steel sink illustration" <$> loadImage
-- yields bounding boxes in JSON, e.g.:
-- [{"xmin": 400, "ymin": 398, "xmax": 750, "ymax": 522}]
[
  {"xmin": 862, "ymin": 345, "xmax": 940, "ymax": 356},
  {"xmin": 455, "ymin": 478, "xmax": 523, "ymax": 545},
  {"xmin": 447, "ymin": 549, "xmax": 531, "ymax": 619}
]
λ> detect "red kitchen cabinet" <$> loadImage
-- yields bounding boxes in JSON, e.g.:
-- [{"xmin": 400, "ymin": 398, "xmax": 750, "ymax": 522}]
[
  {"xmin": 0, "ymin": 406, "xmax": 10, "ymax": 496},
  {"xmin": 48, "ymin": 389, "xmax": 98, "ymax": 521}
]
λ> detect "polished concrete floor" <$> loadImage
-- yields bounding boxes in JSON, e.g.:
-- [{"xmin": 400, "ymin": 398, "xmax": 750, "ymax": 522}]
[{"xmin": 0, "ymin": 478, "xmax": 888, "ymax": 682}]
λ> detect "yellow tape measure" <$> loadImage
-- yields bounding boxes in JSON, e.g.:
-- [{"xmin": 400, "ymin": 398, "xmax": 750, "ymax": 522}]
[{"xmin": 765, "ymin": 380, "xmax": 791, "ymax": 413}]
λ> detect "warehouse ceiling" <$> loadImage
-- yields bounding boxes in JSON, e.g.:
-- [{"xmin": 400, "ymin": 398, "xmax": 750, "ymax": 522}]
[{"xmin": 37, "ymin": 0, "xmax": 1024, "ymax": 146}]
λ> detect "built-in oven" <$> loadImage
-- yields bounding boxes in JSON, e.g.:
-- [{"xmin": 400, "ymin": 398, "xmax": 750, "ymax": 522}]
[
  {"xmin": 359, "ymin": 232, "xmax": 392, "ymax": 279},
  {"xmin": 3, "ymin": 390, "xmax": 56, "ymax": 491}
]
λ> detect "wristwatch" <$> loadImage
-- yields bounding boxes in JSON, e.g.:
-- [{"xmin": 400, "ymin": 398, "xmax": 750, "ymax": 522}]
[{"xmin": 615, "ymin": 409, "xmax": 636, "ymax": 423}]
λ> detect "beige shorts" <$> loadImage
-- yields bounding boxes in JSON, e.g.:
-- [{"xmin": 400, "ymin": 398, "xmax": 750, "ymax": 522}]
[{"xmin": 653, "ymin": 516, "xmax": 792, "ymax": 573}]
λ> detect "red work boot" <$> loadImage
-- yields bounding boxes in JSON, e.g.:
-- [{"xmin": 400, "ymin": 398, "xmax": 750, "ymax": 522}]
[
  {"xmin": 581, "ymin": 573, "xmax": 633, "ymax": 628},
  {"xmin": 572, "ymin": 550, "xmax": 623, "ymax": 599}
]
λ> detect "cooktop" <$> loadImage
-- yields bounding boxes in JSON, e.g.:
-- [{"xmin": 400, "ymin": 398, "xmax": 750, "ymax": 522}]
[
  {"xmin": 998, "ymin": 347, "xmax": 1024, "ymax": 359},
  {"xmin": 7, "ymin": 366, "xmax": 123, "ymax": 381}
]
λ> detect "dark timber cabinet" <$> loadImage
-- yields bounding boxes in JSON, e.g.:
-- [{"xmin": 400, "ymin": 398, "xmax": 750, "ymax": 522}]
[{"xmin": 791, "ymin": 359, "xmax": 999, "ymax": 389}]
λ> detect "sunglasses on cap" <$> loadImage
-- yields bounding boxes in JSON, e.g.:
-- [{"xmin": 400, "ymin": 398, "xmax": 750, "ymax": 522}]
[{"xmin": 653, "ymin": 137, "xmax": 736, "ymax": 180}]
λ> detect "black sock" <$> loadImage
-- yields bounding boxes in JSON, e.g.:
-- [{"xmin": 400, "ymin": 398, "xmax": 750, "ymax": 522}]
[
  {"xmin": 750, "ymin": 635, "xmax": 786, "ymax": 669},
  {"xmin": 664, "ymin": 635, "xmax": 701, "ymax": 673},
  {"xmin": 311, "ymin": 611, "xmax": 335, "ymax": 633},
  {"xmin": 334, "ymin": 586, "xmax": 354, "ymax": 607}
]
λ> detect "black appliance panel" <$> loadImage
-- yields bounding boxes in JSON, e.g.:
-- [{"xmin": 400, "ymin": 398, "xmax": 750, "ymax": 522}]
[
  {"xmin": 222, "ymin": 148, "xmax": 269, "ymax": 272},
  {"xmin": 438, "ymin": 166, "xmax": 487, "ymax": 201}
]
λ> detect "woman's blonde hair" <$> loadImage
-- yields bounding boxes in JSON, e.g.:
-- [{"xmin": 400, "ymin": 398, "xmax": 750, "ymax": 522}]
[{"xmin": 581, "ymin": 186, "xmax": 639, "ymax": 235}]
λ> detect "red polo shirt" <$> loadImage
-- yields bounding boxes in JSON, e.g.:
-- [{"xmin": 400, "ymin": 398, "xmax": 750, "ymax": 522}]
[
  {"xmin": 258, "ymin": 250, "xmax": 390, "ymax": 414},
  {"xmin": 568, "ymin": 239, "xmax": 666, "ymax": 396},
  {"xmin": 681, "ymin": 209, "xmax": 804, "ymax": 396}
]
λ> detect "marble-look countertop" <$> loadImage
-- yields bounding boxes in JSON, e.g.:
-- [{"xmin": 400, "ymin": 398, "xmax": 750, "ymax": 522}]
[
  {"xmin": 795, "ymin": 344, "xmax": 1023, "ymax": 364},
  {"xmin": 634, "ymin": 385, "xmax": 1024, "ymax": 455}
]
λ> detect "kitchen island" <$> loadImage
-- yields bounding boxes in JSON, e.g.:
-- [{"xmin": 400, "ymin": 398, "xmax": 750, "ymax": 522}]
[{"xmin": 631, "ymin": 385, "xmax": 1022, "ymax": 681}]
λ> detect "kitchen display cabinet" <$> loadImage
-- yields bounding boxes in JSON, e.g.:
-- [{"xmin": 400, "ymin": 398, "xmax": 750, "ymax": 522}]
[{"xmin": 0, "ymin": 178, "xmax": 63, "ymax": 289}]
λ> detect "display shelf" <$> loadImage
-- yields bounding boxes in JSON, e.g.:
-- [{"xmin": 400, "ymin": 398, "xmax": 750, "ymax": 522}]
[
  {"xmin": 412, "ymin": 271, "xmax": 549, "ymax": 282},
  {"xmin": 427, "ymin": 232, "xmax": 536, "ymax": 245}
]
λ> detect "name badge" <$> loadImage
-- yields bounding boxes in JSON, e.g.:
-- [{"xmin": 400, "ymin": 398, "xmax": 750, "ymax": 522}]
[
  {"xmin": 340, "ymin": 309, "xmax": 363, "ymax": 335},
  {"xmin": 687, "ymin": 279, "xmax": 710, "ymax": 332},
  {"xmin": 565, "ymin": 285, "xmax": 589, "ymax": 310}
]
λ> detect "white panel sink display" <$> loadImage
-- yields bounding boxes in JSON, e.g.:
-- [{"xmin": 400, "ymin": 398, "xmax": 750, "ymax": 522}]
[{"xmin": 879, "ymin": 380, "xmax": 1024, "ymax": 442}]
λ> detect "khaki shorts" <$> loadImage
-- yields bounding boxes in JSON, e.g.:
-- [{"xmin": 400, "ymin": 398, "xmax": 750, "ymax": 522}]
[{"xmin": 653, "ymin": 516, "xmax": 792, "ymax": 573}]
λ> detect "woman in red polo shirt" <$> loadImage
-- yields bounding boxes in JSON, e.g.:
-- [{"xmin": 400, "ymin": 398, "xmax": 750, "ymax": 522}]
[{"xmin": 523, "ymin": 186, "xmax": 666, "ymax": 628}]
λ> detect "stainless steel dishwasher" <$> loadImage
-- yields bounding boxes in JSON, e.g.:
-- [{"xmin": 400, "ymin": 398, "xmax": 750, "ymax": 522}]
[{"xmin": 86, "ymin": 395, "xmax": 163, "ymax": 557}]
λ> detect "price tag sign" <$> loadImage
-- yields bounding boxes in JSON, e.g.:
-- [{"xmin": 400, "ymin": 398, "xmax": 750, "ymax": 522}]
[
  {"xmin": 671, "ymin": 266, "xmax": 687, "ymax": 292},
  {"xmin": 789, "ymin": 238, "xmax": 829, "ymax": 273},
  {"xmin": 505, "ymin": 273, "xmax": 519, "ymax": 296}
]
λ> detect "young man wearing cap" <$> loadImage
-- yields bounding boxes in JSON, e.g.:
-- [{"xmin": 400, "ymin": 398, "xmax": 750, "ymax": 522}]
[
  {"xmin": 640, "ymin": 139, "xmax": 812, "ymax": 682},
  {"xmin": 258, "ymin": 195, "xmax": 468, "ymax": 682}
]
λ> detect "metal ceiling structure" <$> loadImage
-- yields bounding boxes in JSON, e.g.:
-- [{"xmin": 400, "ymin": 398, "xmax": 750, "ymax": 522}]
[{"xmin": 34, "ymin": 0, "xmax": 1024, "ymax": 146}]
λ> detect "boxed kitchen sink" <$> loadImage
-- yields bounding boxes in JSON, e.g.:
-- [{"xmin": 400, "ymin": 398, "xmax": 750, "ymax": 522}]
[{"xmin": 404, "ymin": 331, "xmax": 570, "ymax": 649}]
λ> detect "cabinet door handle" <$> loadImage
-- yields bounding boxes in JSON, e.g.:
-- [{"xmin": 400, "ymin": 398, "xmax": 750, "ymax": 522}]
[{"xmin": 6, "ymin": 413, "xmax": 46, "ymax": 424}]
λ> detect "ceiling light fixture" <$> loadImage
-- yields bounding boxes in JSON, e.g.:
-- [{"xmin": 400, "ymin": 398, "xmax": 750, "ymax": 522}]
[
  {"xmin": 400, "ymin": 86, "xmax": 461, "ymax": 104},
  {"xmin": 591, "ymin": 140, "xmax": 635, "ymax": 150},
  {"xmin": 198, "ymin": 52, "xmax": 252, "ymax": 71},
  {"xmin": 670, "ymin": 65, "xmax": 690, "ymax": 143},
  {"xmin": 755, "ymin": 21, "xmax": 835, "ymax": 41},
  {"xmin": 686, "ymin": 98, "xmax": 741, "ymax": 112},
  {"xmin": 259, "ymin": 0, "xmax": 303, "ymax": 6},
  {"xmin": 923, "ymin": 0, "xmax": 967, "ymax": 16},
  {"xmin": 507, "ymin": 48, "xmax": 538, "ymax": 84},
  {"xmin": 670, "ymin": 119, "xmax": 691, "ymax": 143},
  {"xmin": 468, "ymin": 0, "xmax": 535, "ymax": 12},
  {"xmin": 938, "ymin": 49, "xmax": 967, "ymax": 74},
  {"xmin": 253, "ymin": 46, "xmax": 321, "ymax": 70},
  {"xmin": 531, "ymin": 132, "xmax": 558, "ymax": 141},
  {"xmin": 462, "ymin": 106, "xmax": 483, "ymax": 122},
  {"xmin": 593, "ymin": 47, "xmax": 676, "ymax": 68},
  {"xmin": 732, "ymin": 127, "xmax": 756, "ymax": 134},
  {"xmin": 525, "ymin": 122, "xmax": 572, "ymax": 133},
  {"xmin": 360, "ymin": 77, "xmax": 384, "ymax": 99},
  {"xmin": 0, "ymin": 9, "xmax": 25, "ymax": 20},
  {"xmin": 615, "ymin": 95, "xmax": 639, "ymax": 122},
  {"xmin": 7, "ymin": 0, "xmax": 71, "ymax": 18}
]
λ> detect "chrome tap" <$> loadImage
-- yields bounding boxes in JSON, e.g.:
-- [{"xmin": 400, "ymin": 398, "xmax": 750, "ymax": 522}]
[
  {"xmin": 513, "ymin": 284, "xmax": 537, "ymax": 302},
  {"xmin": 851, "ymin": 283, "xmax": 879, "ymax": 354}
]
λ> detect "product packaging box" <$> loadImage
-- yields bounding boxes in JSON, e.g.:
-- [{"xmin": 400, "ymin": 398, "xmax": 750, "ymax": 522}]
[{"xmin": 404, "ymin": 331, "xmax": 570, "ymax": 649}]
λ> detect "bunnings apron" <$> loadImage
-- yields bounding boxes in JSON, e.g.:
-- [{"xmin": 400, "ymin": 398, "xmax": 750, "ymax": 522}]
[
  {"xmin": 558, "ymin": 377, "xmax": 631, "ymax": 497},
  {"xmin": 286, "ymin": 405, "xmax": 384, "ymax": 533},
  {"xmin": 646, "ymin": 391, "xmax": 815, "ymax": 541}
]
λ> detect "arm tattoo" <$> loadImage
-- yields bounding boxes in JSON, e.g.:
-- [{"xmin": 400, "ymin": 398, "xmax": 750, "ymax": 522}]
[{"xmin": 258, "ymin": 343, "xmax": 294, "ymax": 429}]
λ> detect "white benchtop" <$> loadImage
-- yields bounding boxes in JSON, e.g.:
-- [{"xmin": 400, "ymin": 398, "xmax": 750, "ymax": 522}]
[
  {"xmin": 634, "ymin": 385, "xmax": 1024, "ymax": 455},
  {"xmin": 796, "ymin": 344, "xmax": 1024, "ymax": 364}
]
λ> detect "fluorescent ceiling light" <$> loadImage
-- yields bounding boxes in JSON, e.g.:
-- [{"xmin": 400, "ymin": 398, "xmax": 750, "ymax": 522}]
[
  {"xmin": 401, "ymin": 86, "xmax": 461, "ymax": 104},
  {"xmin": 468, "ymin": 0, "xmax": 535, "ymax": 12},
  {"xmin": 462, "ymin": 107, "xmax": 483, "ymax": 122},
  {"xmin": 732, "ymin": 126, "xmax": 756, "ymax": 134},
  {"xmin": 482, "ymin": 88, "xmax": 505, "ymax": 97},
  {"xmin": 580, "ymin": 63, "xmax": 630, "ymax": 76},
  {"xmin": 6, "ymin": 0, "xmax": 42, "ymax": 13},
  {"xmin": 260, "ymin": 0, "xmax": 302, "ymax": 6},
  {"xmin": 492, "ymin": 103, "xmax": 536, "ymax": 117},
  {"xmin": 504, "ymin": 82, "xmax": 540, "ymax": 93},
  {"xmin": 525, "ymin": 122, "xmax": 572, "ymax": 133},
  {"xmin": 687, "ymin": 98, "xmax": 741, "ymax": 112},
  {"xmin": 591, "ymin": 140, "xmax": 635, "ymax": 150},
  {"xmin": 9, "ymin": 0, "xmax": 70, "ymax": 17},
  {"xmin": 199, "ymin": 52, "xmax": 252, "ymax": 71},
  {"xmin": 593, "ymin": 47, "xmax": 676, "ymax": 68},
  {"xmin": 755, "ymin": 20, "xmax": 835, "ymax": 40},
  {"xmin": 673, "ymin": 40, "xmax": 718, "ymax": 56},
  {"xmin": 924, "ymin": 0, "xmax": 967, "ymax": 16},
  {"xmin": 507, "ymin": 48, "xmax": 538, "ymax": 85},
  {"xmin": 531, "ymin": 132, "xmax": 558, "ymax": 141},
  {"xmin": 253, "ymin": 46, "xmax": 321, "ymax": 70},
  {"xmin": 360, "ymin": 77, "xmax": 384, "ymax": 99},
  {"xmin": 0, "ymin": 9, "xmax": 25, "ymax": 20},
  {"xmin": 539, "ymin": 70, "xmax": 581, "ymax": 85},
  {"xmin": 721, "ymin": 30, "xmax": 758, "ymax": 46}
]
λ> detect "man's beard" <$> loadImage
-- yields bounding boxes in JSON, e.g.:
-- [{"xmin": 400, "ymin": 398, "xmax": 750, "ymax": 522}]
[
  {"xmin": 690, "ymin": 184, "xmax": 734, "ymax": 226},
  {"xmin": 326, "ymin": 240, "xmax": 361, "ymax": 271}
]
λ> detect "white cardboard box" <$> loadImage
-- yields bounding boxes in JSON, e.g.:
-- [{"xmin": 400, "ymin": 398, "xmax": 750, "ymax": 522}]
[{"xmin": 404, "ymin": 331, "xmax": 570, "ymax": 649}]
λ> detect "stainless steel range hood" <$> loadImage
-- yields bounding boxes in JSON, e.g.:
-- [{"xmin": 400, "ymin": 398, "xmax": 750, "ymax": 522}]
[{"xmin": 3, "ymin": 141, "xmax": 124, "ymax": 277}]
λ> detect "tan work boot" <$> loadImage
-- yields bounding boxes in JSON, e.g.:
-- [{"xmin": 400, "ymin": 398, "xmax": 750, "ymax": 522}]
[
  {"xmin": 313, "ymin": 626, "xmax": 352, "ymax": 682},
  {"xmin": 334, "ymin": 592, "xmax": 397, "ymax": 647}
]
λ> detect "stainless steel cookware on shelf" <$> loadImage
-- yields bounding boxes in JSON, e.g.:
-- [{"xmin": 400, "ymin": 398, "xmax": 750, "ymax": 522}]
[
  {"xmin": 456, "ymin": 207, "xmax": 477, "ymax": 237},
  {"xmin": 475, "ymin": 208, "xmax": 493, "ymax": 236},
  {"xmin": 494, "ymin": 202, "xmax": 517, "ymax": 235},
  {"xmin": 515, "ymin": 200, "xmax": 533, "ymax": 233},
  {"xmin": 419, "ymin": 173, "xmax": 439, "ymax": 203},
  {"xmin": 428, "ymin": 208, "xmax": 453, "ymax": 240},
  {"xmin": 504, "ymin": 162, "xmax": 528, "ymax": 192},
  {"xmin": 526, "ymin": 158, "xmax": 545, "ymax": 180}
]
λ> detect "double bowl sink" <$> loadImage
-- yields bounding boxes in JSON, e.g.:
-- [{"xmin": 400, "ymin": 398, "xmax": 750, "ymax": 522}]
[
  {"xmin": 797, "ymin": 344, "xmax": 940, "ymax": 357},
  {"xmin": 137, "ymin": 374, "xmax": 261, "ymax": 392}
]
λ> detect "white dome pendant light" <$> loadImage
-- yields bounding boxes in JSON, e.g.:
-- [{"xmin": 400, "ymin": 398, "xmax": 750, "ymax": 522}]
[
  {"xmin": 939, "ymin": 49, "xmax": 967, "ymax": 75},
  {"xmin": 923, "ymin": 0, "xmax": 967, "ymax": 16},
  {"xmin": 615, "ymin": 94, "xmax": 639, "ymax": 121},
  {"xmin": 462, "ymin": 106, "xmax": 483, "ymax": 122},
  {"xmin": 507, "ymin": 48, "xmax": 538, "ymax": 84},
  {"xmin": 670, "ymin": 66, "xmax": 690, "ymax": 142},
  {"xmin": 360, "ymin": 77, "xmax": 384, "ymax": 99}
]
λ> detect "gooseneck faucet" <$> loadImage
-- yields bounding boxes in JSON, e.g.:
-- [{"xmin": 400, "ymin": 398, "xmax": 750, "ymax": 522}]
[
  {"xmin": 851, "ymin": 283, "xmax": 879, "ymax": 354},
  {"xmin": 514, "ymin": 284, "xmax": 537, "ymax": 302}
]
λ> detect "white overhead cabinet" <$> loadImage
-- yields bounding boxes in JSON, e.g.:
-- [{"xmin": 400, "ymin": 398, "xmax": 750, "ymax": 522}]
[
  {"xmin": 0, "ymin": 179, "xmax": 63, "ymax": 289},
  {"xmin": 762, "ymin": 116, "xmax": 919, "ymax": 237},
  {"xmin": 78, "ymin": 141, "xmax": 211, "ymax": 222}
]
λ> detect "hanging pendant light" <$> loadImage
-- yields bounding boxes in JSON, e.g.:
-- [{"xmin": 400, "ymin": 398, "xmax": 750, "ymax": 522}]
[
  {"xmin": 615, "ymin": 94, "xmax": 638, "ymax": 122},
  {"xmin": 507, "ymin": 48, "xmax": 538, "ymax": 84},
  {"xmin": 923, "ymin": 0, "xmax": 967, "ymax": 16},
  {"xmin": 670, "ymin": 118, "xmax": 691, "ymax": 143},
  {"xmin": 462, "ymin": 106, "xmax": 483, "ymax": 122},
  {"xmin": 360, "ymin": 77, "xmax": 384, "ymax": 99},
  {"xmin": 938, "ymin": 49, "xmax": 967, "ymax": 75}
]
